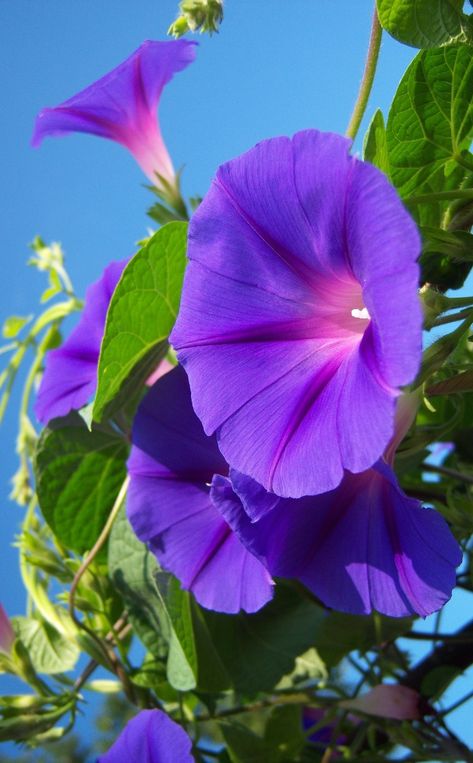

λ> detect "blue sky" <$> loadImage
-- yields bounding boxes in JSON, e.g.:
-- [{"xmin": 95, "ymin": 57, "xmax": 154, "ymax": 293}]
[{"xmin": 1, "ymin": 0, "xmax": 471, "ymax": 756}]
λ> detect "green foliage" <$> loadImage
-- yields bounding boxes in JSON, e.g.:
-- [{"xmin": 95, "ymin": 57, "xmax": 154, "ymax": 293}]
[
  {"xmin": 377, "ymin": 0, "xmax": 471, "ymax": 49},
  {"xmin": 35, "ymin": 414, "xmax": 128, "ymax": 554},
  {"xmin": 363, "ymin": 109, "xmax": 389, "ymax": 174},
  {"xmin": 12, "ymin": 617, "xmax": 79, "ymax": 674},
  {"xmin": 386, "ymin": 44, "xmax": 473, "ymax": 204},
  {"xmin": 168, "ymin": 0, "xmax": 223, "ymax": 37},
  {"xmin": 93, "ymin": 222, "xmax": 187, "ymax": 422}
]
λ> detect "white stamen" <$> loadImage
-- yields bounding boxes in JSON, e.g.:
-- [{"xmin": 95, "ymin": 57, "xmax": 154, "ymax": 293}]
[{"xmin": 351, "ymin": 307, "xmax": 370, "ymax": 320}]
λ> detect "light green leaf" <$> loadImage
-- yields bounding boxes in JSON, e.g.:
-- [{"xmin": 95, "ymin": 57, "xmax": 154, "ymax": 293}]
[
  {"xmin": 386, "ymin": 45, "xmax": 473, "ymax": 204},
  {"xmin": 35, "ymin": 414, "xmax": 128, "ymax": 554},
  {"xmin": 108, "ymin": 507, "xmax": 164, "ymax": 657},
  {"xmin": 153, "ymin": 574, "xmax": 198, "ymax": 692},
  {"xmin": 2, "ymin": 315, "xmax": 32, "ymax": 339},
  {"xmin": 12, "ymin": 617, "xmax": 78, "ymax": 674},
  {"xmin": 363, "ymin": 109, "xmax": 390, "ymax": 175},
  {"xmin": 93, "ymin": 222, "xmax": 188, "ymax": 422},
  {"xmin": 377, "ymin": 0, "xmax": 470, "ymax": 49}
]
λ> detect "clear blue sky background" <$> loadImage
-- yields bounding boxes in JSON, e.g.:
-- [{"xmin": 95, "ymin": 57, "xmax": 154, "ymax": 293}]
[{"xmin": 1, "ymin": 1, "xmax": 472, "ymax": 758}]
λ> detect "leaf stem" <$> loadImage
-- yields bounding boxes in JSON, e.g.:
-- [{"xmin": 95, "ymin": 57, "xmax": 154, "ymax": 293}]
[
  {"xmin": 345, "ymin": 7, "xmax": 382, "ymax": 142},
  {"xmin": 422, "ymin": 462, "xmax": 473, "ymax": 485},
  {"xmin": 407, "ymin": 188, "xmax": 473, "ymax": 205}
]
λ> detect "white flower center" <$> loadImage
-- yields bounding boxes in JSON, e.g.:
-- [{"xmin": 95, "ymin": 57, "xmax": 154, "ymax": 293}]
[{"xmin": 351, "ymin": 307, "xmax": 370, "ymax": 321}]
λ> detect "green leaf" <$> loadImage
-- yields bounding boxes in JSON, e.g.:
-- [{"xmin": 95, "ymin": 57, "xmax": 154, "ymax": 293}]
[
  {"xmin": 264, "ymin": 705, "xmax": 305, "ymax": 761},
  {"xmin": 2, "ymin": 315, "xmax": 31, "ymax": 339},
  {"xmin": 220, "ymin": 722, "xmax": 270, "ymax": 763},
  {"xmin": 35, "ymin": 415, "xmax": 128, "ymax": 554},
  {"xmin": 386, "ymin": 45, "xmax": 473, "ymax": 205},
  {"xmin": 202, "ymin": 584, "xmax": 326, "ymax": 695},
  {"xmin": 363, "ymin": 109, "xmax": 390, "ymax": 175},
  {"xmin": 314, "ymin": 612, "xmax": 412, "ymax": 667},
  {"xmin": 420, "ymin": 227, "xmax": 473, "ymax": 289},
  {"xmin": 427, "ymin": 368, "xmax": 473, "ymax": 395},
  {"xmin": 108, "ymin": 506, "xmax": 165, "ymax": 658},
  {"xmin": 377, "ymin": 0, "xmax": 470, "ymax": 49},
  {"xmin": 93, "ymin": 222, "xmax": 187, "ymax": 421},
  {"xmin": 12, "ymin": 617, "xmax": 78, "ymax": 674},
  {"xmin": 153, "ymin": 574, "xmax": 198, "ymax": 691}
]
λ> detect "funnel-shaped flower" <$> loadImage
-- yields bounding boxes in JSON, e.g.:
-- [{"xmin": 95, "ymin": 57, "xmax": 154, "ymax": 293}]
[
  {"xmin": 35, "ymin": 258, "xmax": 128, "ymax": 424},
  {"xmin": 0, "ymin": 605, "xmax": 14, "ymax": 656},
  {"xmin": 98, "ymin": 709, "xmax": 194, "ymax": 762},
  {"xmin": 32, "ymin": 40, "xmax": 196, "ymax": 194},
  {"xmin": 127, "ymin": 365, "xmax": 273, "ymax": 614},
  {"xmin": 211, "ymin": 458, "xmax": 461, "ymax": 617},
  {"xmin": 171, "ymin": 130, "xmax": 422, "ymax": 498}
]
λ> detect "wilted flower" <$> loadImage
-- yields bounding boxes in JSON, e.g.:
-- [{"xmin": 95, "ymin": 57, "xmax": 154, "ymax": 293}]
[
  {"xmin": 32, "ymin": 41, "xmax": 196, "ymax": 200},
  {"xmin": 127, "ymin": 366, "xmax": 274, "ymax": 613},
  {"xmin": 171, "ymin": 129, "xmax": 422, "ymax": 499},
  {"xmin": 340, "ymin": 684, "xmax": 421, "ymax": 721},
  {"xmin": 98, "ymin": 709, "xmax": 194, "ymax": 762},
  {"xmin": 0, "ymin": 604, "xmax": 14, "ymax": 656},
  {"xmin": 35, "ymin": 258, "xmax": 128, "ymax": 424}
]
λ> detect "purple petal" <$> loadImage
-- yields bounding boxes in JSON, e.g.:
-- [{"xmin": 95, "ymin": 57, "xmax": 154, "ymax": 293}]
[
  {"xmin": 35, "ymin": 258, "xmax": 128, "ymax": 424},
  {"xmin": 127, "ymin": 366, "xmax": 273, "ymax": 614},
  {"xmin": 212, "ymin": 463, "xmax": 461, "ymax": 618},
  {"xmin": 171, "ymin": 130, "xmax": 422, "ymax": 498},
  {"xmin": 32, "ymin": 40, "xmax": 196, "ymax": 184},
  {"xmin": 98, "ymin": 709, "xmax": 194, "ymax": 763}
]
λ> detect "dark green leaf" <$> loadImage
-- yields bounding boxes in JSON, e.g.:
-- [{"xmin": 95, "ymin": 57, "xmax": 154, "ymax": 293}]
[
  {"xmin": 264, "ymin": 705, "xmax": 305, "ymax": 761},
  {"xmin": 220, "ymin": 722, "xmax": 270, "ymax": 763},
  {"xmin": 35, "ymin": 414, "xmax": 127, "ymax": 554},
  {"xmin": 314, "ymin": 612, "xmax": 412, "ymax": 667},
  {"xmin": 202, "ymin": 584, "xmax": 326, "ymax": 695},
  {"xmin": 427, "ymin": 368, "xmax": 473, "ymax": 394},
  {"xmin": 377, "ymin": 0, "xmax": 470, "ymax": 49},
  {"xmin": 93, "ymin": 222, "xmax": 187, "ymax": 421}
]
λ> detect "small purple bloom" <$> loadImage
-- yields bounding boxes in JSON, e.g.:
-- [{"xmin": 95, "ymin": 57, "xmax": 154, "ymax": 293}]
[
  {"xmin": 211, "ymin": 460, "xmax": 461, "ymax": 617},
  {"xmin": 127, "ymin": 365, "xmax": 274, "ymax": 614},
  {"xmin": 171, "ymin": 130, "xmax": 422, "ymax": 498},
  {"xmin": 35, "ymin": 258, "xmax": 128, "ymax": 424},
  {"xmin": 0, "ymin": 604, "xmax": 14, "ymax": 655},
  {"xmin": 98, "ymin": 709, "xmax": 194, "ymax": 762},
  {"xmin": 32, "ymin": 40, "xmax": 196, "ymax": 192}
]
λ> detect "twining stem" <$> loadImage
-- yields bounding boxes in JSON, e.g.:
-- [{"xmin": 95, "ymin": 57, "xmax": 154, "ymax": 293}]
[
  {"xmin": 68, "ymin": 476, "xmax": 135, "ymax": 702},
  {"xmin": 68, "ymin": 475, "xmax": 130, "ymax": 626},
  {"xmin": 345, "ymin": 6, "xmax": 382, "ymax": 142},
  {"xmin": 422, "ymin": 462, "xmax": 473, "ymax": 486}
]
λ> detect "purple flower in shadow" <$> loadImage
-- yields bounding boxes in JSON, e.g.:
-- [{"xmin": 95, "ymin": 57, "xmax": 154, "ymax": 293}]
[
  {"xmin": 35, "ymin": 258, "xmax": 128, "ymax": 424},
  {"xmin": 32, "ymin": 40, "xmax": 196, "ymax": 194},
  {"xmin": 210, "ymin": 393, "xmax": 461, "ymax": 618},
  {"xmin": 127, "ymin": 365, "xmax": 274, "ymax": 614},
  {"xmin": 98, "ymin": 709, "xmax": 194, "ymax": 762},
  {"xmin": 0, "ymin": 604, "xmax": 14, "ymax": 656},
  {"xmin": 171, "ymin": 130, "xmax": 422, "ymax": 499}
]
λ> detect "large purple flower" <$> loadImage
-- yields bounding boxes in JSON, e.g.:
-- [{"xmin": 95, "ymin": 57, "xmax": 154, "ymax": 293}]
[
  {"xmin": 35, "ymin": 258, "xmax": 128, "ymax": 424},
  {"xmin": 32, "ymin": 40, "xmax": 196, "ymax": 193},
  {"xmin": 127, "ymin": 365, "xmax": 274, "ymax": 614},
  {"xmin": 98, "ymin": 709, "xmax": 194, "ymax": 762},
  {"xmin": 171, "ymin": 130, "xmax": 422, "ymax": 498},
  {"xmin": 211, "ymin": 460, "xmax": 461, "ymax": 618}
]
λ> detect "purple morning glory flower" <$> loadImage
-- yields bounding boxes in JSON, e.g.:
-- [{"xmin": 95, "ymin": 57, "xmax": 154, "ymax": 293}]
[
  {"xmin": 35, "ymin": 258, "xmax": 128, "ymax": 424},
  {"xmin": 127, "ymin": 365, "xmax": 274, "ymax": 614},
  {"xmin": 210, "ymin": 459, "xmax": 461, "ymax": 618},
  {"xmin": 32, "ymin": 40, "xmax": 196, "ymax": 193},
  {"xmin": 171, "ymin": 130, "xmax": 422, "ymax": 499},
  {"xmin": 98, "ymin": 709, "xmax": 194, "ymax": 762}
]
